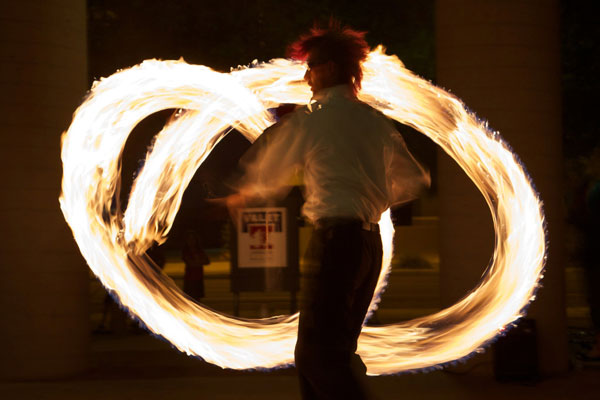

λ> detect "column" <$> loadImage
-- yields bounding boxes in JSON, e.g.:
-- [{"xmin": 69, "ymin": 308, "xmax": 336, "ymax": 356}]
[
  {"xmin": 0, "ymin": 0, "xmax": 89, "ymax": 379},
  {"xmin": 435, "ymin": 0, "xmax": 568, "ymax": 374}
]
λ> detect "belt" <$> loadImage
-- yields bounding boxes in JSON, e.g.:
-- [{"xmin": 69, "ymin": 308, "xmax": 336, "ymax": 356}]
[{"xmin": 314, "ymin": 217, "xmax": 380, "ymax": 233}]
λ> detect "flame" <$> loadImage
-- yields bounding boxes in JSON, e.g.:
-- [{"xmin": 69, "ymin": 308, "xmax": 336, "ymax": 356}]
[{"xmin": 60, "ymin": 46, "xmax": 546, "ymax": 374}]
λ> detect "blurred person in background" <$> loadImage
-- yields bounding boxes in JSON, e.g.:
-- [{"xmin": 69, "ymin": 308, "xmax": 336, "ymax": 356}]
[{"xmin": 182, "ymin": 230, "xmax": 210, "ymax": 300}]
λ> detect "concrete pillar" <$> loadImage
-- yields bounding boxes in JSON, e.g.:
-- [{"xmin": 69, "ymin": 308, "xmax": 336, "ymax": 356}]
[
  {"xmin": 435, "ymin": 0, "xmax": 568, "ymax": 375},
  {"xmin": 0, "ymin": 1, "xmax": 89, "ymax": 379}
]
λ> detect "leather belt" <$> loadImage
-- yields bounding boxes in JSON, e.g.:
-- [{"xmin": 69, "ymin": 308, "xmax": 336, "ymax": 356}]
[{"xmin": 314, "ymin": 217, "xmax": 380, "ymax": 233}]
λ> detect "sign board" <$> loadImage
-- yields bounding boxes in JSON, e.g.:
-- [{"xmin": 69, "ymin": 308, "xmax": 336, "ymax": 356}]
[
  {"xmin": 230, "ymin": 186, "xmax": 302, "ymax": 315},
  {"xmin": 237, "ymin": 207, "xmax": 287, "ymax": 268}
]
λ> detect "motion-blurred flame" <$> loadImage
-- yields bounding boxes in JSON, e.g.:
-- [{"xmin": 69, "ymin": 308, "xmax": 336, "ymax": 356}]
[{"xmin": 60, "ymin": 46, "xmax": 546, "ymax": 374}]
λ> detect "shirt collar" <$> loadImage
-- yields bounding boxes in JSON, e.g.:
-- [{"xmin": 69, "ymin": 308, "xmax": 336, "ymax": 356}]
[{"xmin": 310, "ymin": 84, "xmax": 355, "ymax": 104}]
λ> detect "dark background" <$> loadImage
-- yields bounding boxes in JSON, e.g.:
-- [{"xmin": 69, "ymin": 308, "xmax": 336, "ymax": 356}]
[
  {"xmin": 87, "ymin": 0, "xmax": 598, "ymax": 256},
  {"xmin": 87, "ymin": 0, "xmax": 438, "ymax": 249}
]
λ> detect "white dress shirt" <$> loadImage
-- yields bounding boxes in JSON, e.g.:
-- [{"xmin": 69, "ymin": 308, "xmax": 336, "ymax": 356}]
[{"xmin": 238, "ymin": 84, "xmax": 430, "ymax": 224}]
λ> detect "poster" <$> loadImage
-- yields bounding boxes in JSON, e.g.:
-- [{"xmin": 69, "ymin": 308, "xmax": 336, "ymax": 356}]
[{"xmin": 237, "ymin": 207, "xmax": 287, "ymax": 268}]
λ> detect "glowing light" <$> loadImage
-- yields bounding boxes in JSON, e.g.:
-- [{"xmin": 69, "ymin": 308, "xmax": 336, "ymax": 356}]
[{"xmin": 60, "ymin": 46, "xmax": 546, "ymax": 374}]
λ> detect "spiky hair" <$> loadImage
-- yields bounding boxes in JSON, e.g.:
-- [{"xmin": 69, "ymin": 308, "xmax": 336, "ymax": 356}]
[{"xmin": 288, "ymin": 20, "xmax": 370, "ymax": 92}]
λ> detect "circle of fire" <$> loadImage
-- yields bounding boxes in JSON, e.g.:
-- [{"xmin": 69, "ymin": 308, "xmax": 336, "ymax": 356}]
[{"xmin": 60, "ymin": 47, "xmax": 546, "ymax": 374}]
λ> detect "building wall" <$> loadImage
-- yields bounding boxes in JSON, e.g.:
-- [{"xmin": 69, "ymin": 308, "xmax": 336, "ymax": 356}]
[{"xmin": 0, "ymin": 1, "xmax": 89, "ymax": 379}]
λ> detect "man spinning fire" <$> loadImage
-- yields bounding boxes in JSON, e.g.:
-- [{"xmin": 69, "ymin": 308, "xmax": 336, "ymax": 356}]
[{"xmin": 225, "ymin": 22, "xmax": 429, "ymax": 399}]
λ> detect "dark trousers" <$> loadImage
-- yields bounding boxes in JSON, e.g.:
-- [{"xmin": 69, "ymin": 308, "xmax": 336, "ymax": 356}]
[{"xmin": 295, "ymin": 221, "xmax": 382, "ymax": 400}]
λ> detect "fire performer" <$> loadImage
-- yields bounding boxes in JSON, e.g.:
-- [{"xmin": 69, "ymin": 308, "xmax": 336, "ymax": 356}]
[{"xmin": 225, "ymin": 22, "xmax": 429, "ymax": 399}]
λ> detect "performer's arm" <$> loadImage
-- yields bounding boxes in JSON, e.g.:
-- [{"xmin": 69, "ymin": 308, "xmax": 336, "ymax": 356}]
[
  {"xmin": 235, "ymin": 111, "xmax": 305, "ymax": 201},
  {"xmin": 215, "ymin": 110, "xmax": 305, "ymax": 221},
  {"xmin": 385, "ymin": 125, "xmax": 431, "ymax": 207}
]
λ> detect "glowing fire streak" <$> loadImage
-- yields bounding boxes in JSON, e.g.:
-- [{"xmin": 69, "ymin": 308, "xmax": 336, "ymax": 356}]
[{"xmin": 60, "ymin": 47, "xmax": 546, "ymax": 374}]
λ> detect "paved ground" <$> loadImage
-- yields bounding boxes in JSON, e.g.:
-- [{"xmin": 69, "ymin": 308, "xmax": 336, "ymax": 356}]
[
  {"xmin": 2, "ymin": 333, "xmax": 599, "ymax": 400},
  {"xmin": 4, "ymin": 371, "xmax": 600, "ymax": 400},
  {"xmin": 5, "ymin": 252, "xmax": 597, "ymax": 399}
]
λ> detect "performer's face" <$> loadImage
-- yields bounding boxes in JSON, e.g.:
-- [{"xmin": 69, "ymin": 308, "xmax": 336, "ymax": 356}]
[{"xmin": 304, "ymin": 50, "xmax": 337, "ymax": 95}]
